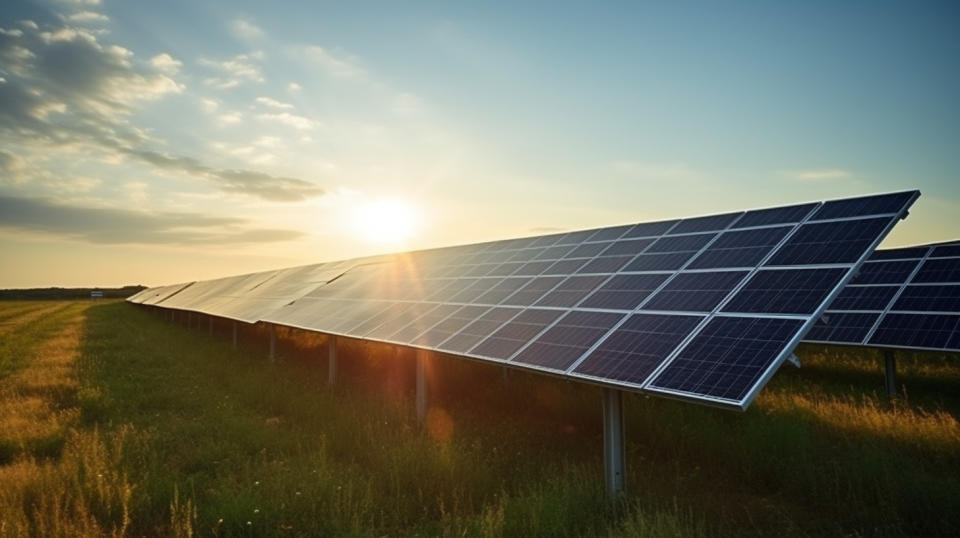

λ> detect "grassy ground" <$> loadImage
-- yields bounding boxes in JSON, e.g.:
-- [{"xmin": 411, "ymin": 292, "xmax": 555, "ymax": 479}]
[{"xmin": 1, "ymin": 300, "xmax": 958, "ymax": 536}]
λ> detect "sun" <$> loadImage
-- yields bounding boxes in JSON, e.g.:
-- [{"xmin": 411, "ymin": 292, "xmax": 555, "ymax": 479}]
[{"xmin": 351, "ymin": 198, "xmax": 421, "ymax": 244}]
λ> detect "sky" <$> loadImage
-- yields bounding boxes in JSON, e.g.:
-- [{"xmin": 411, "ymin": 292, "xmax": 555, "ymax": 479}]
[{"xmin": 0, "ymin": 0, "xmax": 958, "ymax": 288}]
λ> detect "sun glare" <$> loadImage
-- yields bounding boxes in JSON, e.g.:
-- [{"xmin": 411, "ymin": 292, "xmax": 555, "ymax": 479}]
[{"xmin": 351, "ymin": 199, "xmax": 421, "ymax": 244}]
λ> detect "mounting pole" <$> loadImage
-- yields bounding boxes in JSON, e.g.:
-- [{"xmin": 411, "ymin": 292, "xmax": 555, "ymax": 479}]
[
  {"xmin": 328, "ymin": 336, "xmax": 338, "ymax": 386},
  {"xmin": 169, "ymin": 310, "xmax": 174, "ymax": 323},
  {"xmin": 208, "ymin": 316, "xmax": 213, "ymax": 336},
  {"xmin": 232, "ymin": 321, "xmax": 238, "ymax": 349},
  {"xmin": 188, "ymin": 312, "xmax": 192, "ymax": 329},
  {"xmin": 415, "ymin": 350, "xmax": 428, "ymax": 423},
  {"xmin": 268, "ymin": 325, "xmax": 276, "ymax": 361},
  {"xmin": 602, "ymin": 388, "xmax": 625, "ymax": 498},
  {"xmin": 883, "ymin": 348, "xmax": 897, "ymax": 397}
]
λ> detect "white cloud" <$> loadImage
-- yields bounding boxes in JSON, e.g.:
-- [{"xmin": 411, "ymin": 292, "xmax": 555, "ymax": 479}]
[
  {"xmin": 60, "ymin": 0, "xmax": 101, "ymax": 5},
  {"xmin": 199, "ymin": 52, "xmax": 264, "ymax": 88},
  {"xmin": 229, "ymin": 18, "xmax": 263, "ymax": 39},
  {"xmin": 68, "ymin": 11, "xmax": 109, "ymax": 24},
  {"xmin": 287, "ymin": 82, "xmax": 301, "ymax": 92},
  {"xmin": 257, "ymin": 112, "xmax": 316, "ymax": 130},
  {"xmin": 199, "ymin": 97, "xmax": 219, "ymax": 114},
  {"xmin": 255, "ymin": 96, "xmax": 294, "ymax": 110},
  {"xmin": 790, "ymin": 169, "xmax": 853, "ymax": 181},
  {"xmin": 302, "ymin": 46, "xmax": 363, "ymax": 78},
  {"xmin": 217, "ymin": 111, "xmax": 243, "ymax": 125},
  {"xmin": 150, "ymin": 53, "xmax": 182, "ymax": 74}
]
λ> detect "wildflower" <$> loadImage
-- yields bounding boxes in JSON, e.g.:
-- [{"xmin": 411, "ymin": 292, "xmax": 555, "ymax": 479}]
[{"xmin": 254, "ymin": 509, "xmax": 260, "ymax": 514}]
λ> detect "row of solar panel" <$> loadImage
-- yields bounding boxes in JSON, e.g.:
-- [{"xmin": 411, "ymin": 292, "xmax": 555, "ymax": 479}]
[
  {"xmin": 805, "ymin": 240, "xmax": 960, "ymax": 351},
  {"xmin": 128, "ymin": 191, "xmax": 919, "ymax": 409}
]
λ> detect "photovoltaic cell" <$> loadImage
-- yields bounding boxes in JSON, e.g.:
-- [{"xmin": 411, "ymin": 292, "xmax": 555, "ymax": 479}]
[
  {"xmin": 766, "ymin": 218, "xmax": 889, "ymax": 265},
  {"xmin": 649, "ymin": 316, "xmax": 805, "ymax": 401},
  {"xmin": 868, "ymin": 247, "xmax": 929, "ymax": 261},
  {"xmin": 438, "ymin": 307, "xmax": 521, "ymax": 354},
  {"xmin": 829, "ymin": 285, "xmax": 899, "ymax": 311},
  {"xmin": 806, "ymin": 312, "xmax": 880, "ymax": 344},
  {"xmin": 811, "ymin": 191, "xmax": 916, "ymax": 220},
  {"xmin": 502, "ymin": 276, "xmax": 565, "ymax": 306},
  {"xmin": 642, "ymin": 271, "xmax": 749, "ymax": 312},
  {"xmin": 932, "ymin": 246, "xmax": 960, "ymax": 258},
  {"xmin": 850, "ymin": 260, "xmax": 922, "ymax": 285},
  {"xmin": 573, "ymin": 314, "xmax": 704, "ymax": 385},
  {"xmin": 668, "ymin": 212, "xmax": 742, "ymax": 235},
  {"xmin": 869, "ymin": 313, "xmax": 960, "ymax": 350},
  {"xmin": 624, "ymin": 219, "xmax": 679, "ymax": 238},
  {"xmin": 687, "ymin": 226, "xmax": 792, "ymax": 269},
  {"xmin": 722, "ymin": 268, "xmax": 847, "ymax": 314},
  {"xmin": 412, "ymin": 305, "xmax": 490, "ymax": 347},
  {"xmin": 733, "ymin": 203, "xmax": 817, "ymax": 228},
  {"xmin": 892, "ymin": 285, "xmax": 960, "ymax": 312},
  {"xmin": 578, "ymin": 274, "xmax": 670, "ymax": 311},
  {"xmin": 512, "ymin": 311, "xmax": 625, "ymax": 370},
  {"xmin": 624, "ymin": 252, "xmax": 696, "ymax": 272},
  {"xmin": 470, "ymin": 308, "xmax": 564, "ymax": 359},
  {"xmin": 534, "ymin": 275, "xmax": 610, "ymax": 308},
  {"xmin": 575, "ymin": 255, "xmax": 634, "ymax": 274},
  {"xmin": 912, "ymin": 258, "xmax": 960, "ymax": 283}
]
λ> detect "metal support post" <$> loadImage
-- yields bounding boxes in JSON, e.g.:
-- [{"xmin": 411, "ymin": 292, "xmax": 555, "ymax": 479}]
[
  {"xmin": 208, "ymin": 316, "xmax": 213, "ymax": 336},
  {"xmin": 232, "ymin": 322, "xmax": 238, "ymax": 349},
  {"xmin": 328, "ymin": 337, "xmax": 338, "ymax": 386},
  {"xmin": 268, "ymin": 325, "xmax": 276, "ymax": 361},
  {"xmin": 415, "ymin": 351, "xmax": 428, "ymax": 423},
  {"xmin": 187, "ymin": 312, "xmax": 192, "ymax": 329},
  {"xmin": 884, "ymin": 348, "xmax": 897, "ymax": 397},
  {"xmin": 602, "ymin": 388, "xmax": 625, "ymax": 498}
]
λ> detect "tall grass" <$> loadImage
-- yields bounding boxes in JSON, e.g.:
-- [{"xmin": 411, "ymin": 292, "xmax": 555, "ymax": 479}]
[{"xmin": 1, "ymin": 300, "xmax": 958, "ymax": 536}]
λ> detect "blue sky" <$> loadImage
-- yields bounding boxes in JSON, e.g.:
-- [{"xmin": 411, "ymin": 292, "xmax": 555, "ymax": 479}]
[{"xmin": 1, "ymin": 0, "xmax": 958, "ymax": 287}]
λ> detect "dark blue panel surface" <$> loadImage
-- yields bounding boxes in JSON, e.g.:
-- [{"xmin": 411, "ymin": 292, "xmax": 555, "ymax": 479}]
[
  {"xmin": 892, "ymin": 285, "xmax": 960, "ymax": 313},
  {"xmin": 650, "ymin": 316, "xmax": 805, "ymax": 401},
  {"xmin": 733, "ymin": 203, "xmax": 817, "ymax": 228},
  {"xmin": 931, "ymin": 246, "xmax": 960, "ymax": 258},
  {"xmin": 647, "ymin": 232, "xmax": 716, "ymax": 253},
  {"xmin": 513, "ymin": 261, "xmax": 554, "ymax": 276},
  {"xmin": 502, "ymin": 276, "xmax": 565, "ymax": 306},
  {"xmin": 766, "ymin": 217, "xmax": 889, "ymax": 265},
  {"xmin": 391, "ymin": 304, "xmax": 461, "ymax": 342},
  {"xmin": 687, "ymin": 226, "xmax": 792, "ymax": 269},
  {"xmin": 438, "ymin": 307, "xmax": 521, "ymax": 353},
  {"xmin": 811, "ymin": 191, "xmax": 914, "ymax": 220},
  {"xmin": 535, "ymin": 275, "xmax": 609, "ymax": 308},
  {"xmin": 911, "ymin": 258, "xmax": 960, "ymax": 283},
  {"xmin": 669, "ymin": 212, "xmax": 742, "ymax": 235},
  {"xmin": 869, "ymin": 313, "xmax": 960, "ymax": 350},
  {"xmin": 722, "ymin": 268, "xmax": 846, "ymax": 314},
  {"xmin": 600, "ymin": 238, "xmax": 656, "ymax": 257},
  {"xmin": 573, "ymin": 314, "xmax": 704, "ymax": 384},
  {"xmin": 624, "ymin": 252, "xmax": 696, "ymax": 272},
  {"xmin": 544, "ymin": 258, "xmax": 589, "ymax": 275},
  {"xmin": 642, "ymin": 271, "xmax": 749, "ymax": 312},
  {"xmin": 575, "ymin": 255, "xmax": 633, "ymax": 274},
  {"xmin": 470, "ymin": 309, "xmax": 565, "ymax": 359},
  {"xmin": 534, "ymin": 245, "xmax": 576, "ymax": 260},
  {"xmin": 850, "ymin": 260, "xmax": 922, "ymax": 285},
  {"xmin": 624, "ymin": 219, "xmax": 679, "ymax": 238},
  {"xmin": 513, "ymin": 311, "xmax": 625, "ymax": 370},
  {"xmin": 473, "ymin": 277, "xmax": 532, "ymax": 305},
  {"xmin": 413, "ymin": 305, "xmax": 490, "ymax": 347},
  {"xmin": 586, "ymin": 225, "xmax": 633, "ymax": 242},
  {"xmin": 830, "ymin": 285, "xmax": 899, "ymax": 311},
  {"xmin": 805, "ymin": 312, "xmax": 879, "ymax": 343},
  {"xmin": 564, "ymin": 242, "xmax": 611, "ymax": 258},
  {"xmin": 579, "ymin": 274, "xmax": 671, "ymax": 310}
]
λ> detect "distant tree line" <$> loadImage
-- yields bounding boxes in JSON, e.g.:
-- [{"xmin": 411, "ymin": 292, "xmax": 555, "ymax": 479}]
[{"xmin": 0, "ymin": 286, "xmax": 146, "ymax": 300}]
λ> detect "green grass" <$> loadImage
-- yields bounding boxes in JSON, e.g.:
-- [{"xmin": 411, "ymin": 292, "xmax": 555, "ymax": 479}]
[{"xmin": 1, "ymin": 301, "xmax": 959, "ymax": 536}]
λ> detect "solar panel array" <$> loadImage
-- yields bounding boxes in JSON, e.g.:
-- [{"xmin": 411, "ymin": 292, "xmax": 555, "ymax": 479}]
[
  {"xmin": 805, "ymin": 239, "xmax": 960, "ymax": 352},
  {"xmin": 129, "ymin": 191, "xmax": 919, "ymax": 410}
]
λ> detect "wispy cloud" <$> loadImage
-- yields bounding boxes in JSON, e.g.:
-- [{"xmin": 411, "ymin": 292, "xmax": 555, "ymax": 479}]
[
  {"xmin": 0, "ymin": 21, "xmax": 322, "ymax": 202},
  {"xmin": 789, "ymin": 169, "xmax": 853, "ymax": 181},
  {"xmin": 0, "ymin": 195, "xmax": 303, "ymax": 245},
  {"xmin": 67, "ymin": 11, "xmax": 109, "ymax": 24},
  {"xmin": 257, "ymin": 112, "xmax": 316, "ymax": 130},
  {"xmin": 229, "ymin": 18, "xmax": 263, "ymax": 39},
  {"xmin": 149, "ymin": 53, "xmax": 181, "ymax": 74},
  {"xmin": 301, "ymin": 45, "xmax": 363, "ymax": 78},
  {"xmin": 199, "ymin": 51, "xmax": 264, "ymax": 88},
  {"xmin": 255, "ymin": 96, "xmax": 294, "ymax": 110}
]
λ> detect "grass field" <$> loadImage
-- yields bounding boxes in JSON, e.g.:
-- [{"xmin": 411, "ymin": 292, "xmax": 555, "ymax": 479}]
[{"xmin": 1, "ymin": 300, "xmax": 958, "ymax": 536}]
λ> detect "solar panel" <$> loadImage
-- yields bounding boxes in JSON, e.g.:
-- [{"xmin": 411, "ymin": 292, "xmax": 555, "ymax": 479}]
[
  {"xmin": 130, "ymin": 191, "xmax": 919, "ymax": 410},
  {"xmin": 805, "ymin": 238, "xmax": 960, "ymax": 352}
]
